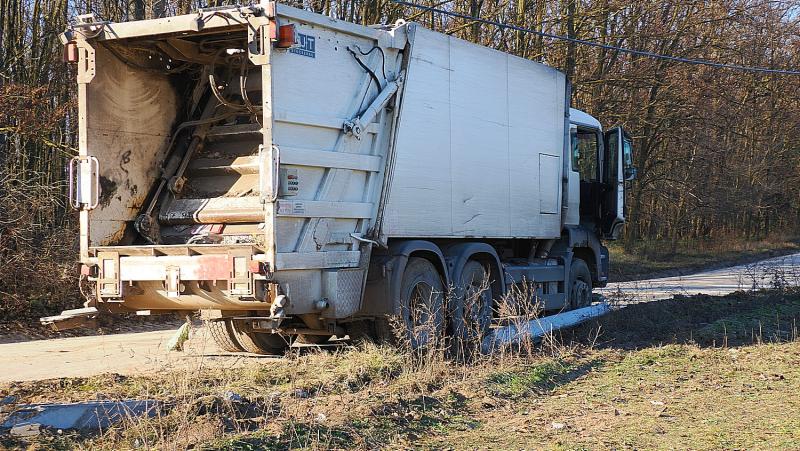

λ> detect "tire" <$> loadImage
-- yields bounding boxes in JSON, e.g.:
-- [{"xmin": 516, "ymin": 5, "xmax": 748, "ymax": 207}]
[
  {"xmin": 451, "ymin": 260, "xmax": 495, "ymax": 357},
  {"xmin": 568, "ymin": 258, "xmax": 593, "ymax": 309},
  {"xmin": 206, "ymin": 319, "xmax": 244, "ymax": 353},
  {"xmin": 344, "ymin": 320, "xmax": 376, "ymax": 343},
  {"xmin": 229, "ymin": 321, "xmax": 294, "ymax": 355},
  {"xmin": 296, "ymin": 334, "xmax": 332, "ymax": 345},
  {"xmin": 395, "ymin": 257, "xmax": 446, "ymax": 350}
]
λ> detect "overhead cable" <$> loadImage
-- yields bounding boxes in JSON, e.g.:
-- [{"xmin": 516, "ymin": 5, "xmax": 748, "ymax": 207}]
[{"xmin": 392, "ymin": 0, "xmax": 800, "ymax": 75}]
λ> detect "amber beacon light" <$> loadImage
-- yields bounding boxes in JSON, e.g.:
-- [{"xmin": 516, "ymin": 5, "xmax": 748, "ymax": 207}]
[{"xmin": 276, "ymin": 24, "xmax": 296, "ymax": 49}]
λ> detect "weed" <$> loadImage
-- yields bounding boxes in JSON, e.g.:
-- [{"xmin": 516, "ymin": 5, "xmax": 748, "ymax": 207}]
[{"xmin": 487, "ymin": 360, "xmax": 571, "ymax": 397}]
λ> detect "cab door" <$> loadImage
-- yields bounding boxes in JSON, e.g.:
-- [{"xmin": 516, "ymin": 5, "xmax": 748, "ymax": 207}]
[{"xmin": 601, "ymin": 127, "xmax": 635, "ymax": 239}]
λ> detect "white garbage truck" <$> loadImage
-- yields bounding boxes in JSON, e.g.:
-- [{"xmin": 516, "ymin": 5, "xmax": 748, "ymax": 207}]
[{"xmin": 57, "ymin": 2, "xmax": 635, "ymax": 353}]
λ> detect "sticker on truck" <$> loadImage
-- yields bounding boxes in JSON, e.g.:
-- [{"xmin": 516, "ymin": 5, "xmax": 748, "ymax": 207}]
[
  {"xmin": 277, "ymin": 201, "xmax": 305, "ymax": 216},
  {"xmin": 279, "ymin": 168, "xmax": 299, "ymax": 196},
  {"xmin": 289, "ymin": 33, "xmax": 315, "ymax": 58}
]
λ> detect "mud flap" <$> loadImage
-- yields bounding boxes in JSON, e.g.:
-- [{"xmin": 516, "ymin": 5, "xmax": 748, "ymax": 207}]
[{"xmin": 39, "ymin": 307, "xmax": 99, "ymax": 331}]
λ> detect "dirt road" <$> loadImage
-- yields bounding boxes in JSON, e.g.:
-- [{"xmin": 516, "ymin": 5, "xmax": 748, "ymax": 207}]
[
  {"xmin": 0, "ymin": 324, "xmax": 276, "ymax": 383},
  {"xmin": 2, "ymin": 252, "xmax": 799, "ymax": 383}
]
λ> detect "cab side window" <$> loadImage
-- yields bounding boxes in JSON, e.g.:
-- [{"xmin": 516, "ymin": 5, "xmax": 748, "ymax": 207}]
[
  {"xmin": 606, "ymin": 131, "xmax": 619, "ymax": 183},
  {"xmin": 572, "ymin": 129, "xmax": 599, "ymax": 182}
]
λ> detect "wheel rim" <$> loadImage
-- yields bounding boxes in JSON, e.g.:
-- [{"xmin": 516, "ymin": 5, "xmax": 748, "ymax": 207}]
[
  {"xmin": 462, "ymin": 272, "xmax": 492, "ymax": 339},
  {"xmin": 406, "ymin": 281, "xmax": 436, "ymax": 345},
  {"xmin": 571, "ymin": 278, "xmax": 591, "ymax": 308},
  {"xmin": 465, "ymin": 282, "xmax": 491, "ymax": 325}
]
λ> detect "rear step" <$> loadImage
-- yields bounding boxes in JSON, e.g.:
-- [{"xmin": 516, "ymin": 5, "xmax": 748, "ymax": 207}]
[{"xmin": 40, "ymin": 307, "xmax": 99, "ymax": 331}]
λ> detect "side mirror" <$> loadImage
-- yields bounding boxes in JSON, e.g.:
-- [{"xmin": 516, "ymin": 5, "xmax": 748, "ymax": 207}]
[{"xmin": 624, "ymin": 166, "xmax": 637, "ymax": 181}]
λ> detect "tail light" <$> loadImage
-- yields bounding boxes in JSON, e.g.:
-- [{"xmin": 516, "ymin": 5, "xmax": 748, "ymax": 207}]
[{"xmin": 63, "ymin": 41, "xmax": 79, "ymax": 63}]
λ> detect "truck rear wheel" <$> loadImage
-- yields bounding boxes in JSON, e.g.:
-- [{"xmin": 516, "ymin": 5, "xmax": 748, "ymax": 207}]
[
  {"xmin": 569, "ymin": 258, "xmax": 592, "ymax": 309},
  {"xmin": 393, "ymin": 257, "xmax": 446, "ymax": 349},
  {"xmin": 206, "ymin": 320, "xmax": 245, "ymax": 353},
  {"xmin": 451, "ymin": 260, "xmax": 494, "ymax": 354},
  {"xmin": 230, "ymin": 321, "xmax": 294, "ymax": 355}
]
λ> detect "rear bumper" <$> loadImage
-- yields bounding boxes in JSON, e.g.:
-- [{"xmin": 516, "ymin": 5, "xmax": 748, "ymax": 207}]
[{"xmin": 85, "ymin": 244, "xmax": 272, "ymax": 311}]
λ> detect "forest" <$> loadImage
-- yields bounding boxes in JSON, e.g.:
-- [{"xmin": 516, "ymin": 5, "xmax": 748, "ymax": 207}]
[{"xmin": 1, "ymin": 0, "xmax": 799, "ymax": 319}]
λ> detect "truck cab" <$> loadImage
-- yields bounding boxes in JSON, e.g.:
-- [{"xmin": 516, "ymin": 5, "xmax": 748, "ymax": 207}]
[{"xmin": 567, "ymin": 108, "xmax": 635, "ymax": 240}]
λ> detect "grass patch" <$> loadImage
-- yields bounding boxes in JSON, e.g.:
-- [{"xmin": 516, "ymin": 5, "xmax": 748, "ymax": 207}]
[
  {"xmin": 487, "ymin": 360, "xmax": 571, "ymax": 397},
  {"xmin": 694, "ymin": 300, "xmax": 800, "ymax": 344},
  {"xmin": 210, "ymin": 422, "xmax": 356, "ymax": 450},
  {"xmin": 420, "ymin": 340, "xmax": 800, "ymax": 449}
]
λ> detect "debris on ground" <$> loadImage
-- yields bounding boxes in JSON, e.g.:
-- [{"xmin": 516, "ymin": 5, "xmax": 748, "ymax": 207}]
[
  {"xmin": 39, "ymin": 307, "xmax": 99, "ymax": 332},
  {"xmin": 165, "ymin": 318, "xmax": 192, "ymax": 351},
  {"xmin": 0, "ymin": 396, "xmax": 17, "ymax": 414},
  {"xmin": 0, "ymin": 399, "xmax": 161, "ymax": 436},
  {"xmin": 482, "ymin": 302, "xmax": 612, "ymax": 353},
  {"xmin": 192, "ymin": 392, "xmax": 281, "ymax": 432}
]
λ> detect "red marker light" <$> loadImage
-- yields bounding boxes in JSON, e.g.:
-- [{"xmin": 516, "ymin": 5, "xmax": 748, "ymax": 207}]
[{"xmin": 64, "ymin": 41, "xmax": 79, "ymax": 63}]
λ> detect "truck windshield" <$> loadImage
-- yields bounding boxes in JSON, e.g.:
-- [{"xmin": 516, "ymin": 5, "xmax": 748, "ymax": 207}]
[{"xmin": 572, "ymin": 129, "xmax": 599, "ymax": 182}]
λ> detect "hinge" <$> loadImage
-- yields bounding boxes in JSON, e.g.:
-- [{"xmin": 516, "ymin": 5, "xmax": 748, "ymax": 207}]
[
  {"xmin": 165, "ymin": 265, "xmax": 182, "ymax": 298},
  {"xmin": 246, "ymin": 15, "xmax": 273, "ymax": 66},
  {"xmin": 77, "ymin": 41, "xmax": 96, "ymax": 84},
  {"xmin": 228, "ymin": 251, "xmax": 254, "ymax": 297},
  {"xmin": 96, "ymin": 252, "xmax": 121, "ymax": 298}
]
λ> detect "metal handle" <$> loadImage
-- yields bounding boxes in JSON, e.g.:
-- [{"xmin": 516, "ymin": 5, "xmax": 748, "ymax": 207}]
[
  {"xmin": 258, "ymin": 144, "xmax": 280, "ymax": 203},
  {"xmin": 258, "ymin": 145, "xmax": 266, "ymax": 203},
  {"xmin": 88, "ymin": 156, "xmax": 99, "ymax": 209},
  {"xmin": 68, "ymin": 156, "xmax": 79, "ymax": 209},
  {"xmin": 68, "ymin": 155, "xmax": 100, "ymax": 210},
  {"xmin": 271, "ymin": 144, "xmax": 280, "ymax": 202}
]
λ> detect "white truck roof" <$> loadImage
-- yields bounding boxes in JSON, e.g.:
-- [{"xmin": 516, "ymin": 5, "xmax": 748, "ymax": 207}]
[{"xmin": 569, "ymin": 108, "xmax": 602, "ymax": 130}]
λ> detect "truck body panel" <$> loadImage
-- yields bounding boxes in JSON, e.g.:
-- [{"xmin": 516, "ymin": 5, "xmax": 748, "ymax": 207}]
[{"xmin": 385, "ymin": 25, "xmax": 566, "ymax": 239}]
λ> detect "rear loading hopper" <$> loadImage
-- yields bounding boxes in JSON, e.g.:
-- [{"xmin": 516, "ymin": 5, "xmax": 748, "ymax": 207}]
[{"xmin": 67, "ymin": 5, "xmax": 407, "ymax": 322}]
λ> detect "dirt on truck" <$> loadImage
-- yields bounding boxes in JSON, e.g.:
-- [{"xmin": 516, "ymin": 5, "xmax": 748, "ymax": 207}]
[{"xmin": 54, "ymin": 1, "xmax": 636, "ymax": 354}]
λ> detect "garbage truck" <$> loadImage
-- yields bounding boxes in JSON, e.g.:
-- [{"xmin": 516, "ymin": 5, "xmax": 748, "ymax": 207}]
[{"xmin": 54, "ymin": 2, "xmax": 635, "ymax": 353}]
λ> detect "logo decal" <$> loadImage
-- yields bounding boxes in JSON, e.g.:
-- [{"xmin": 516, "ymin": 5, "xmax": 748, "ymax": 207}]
[{"xmin": 290, "ymin": 33, "xmax": 316, "ymax": 58}]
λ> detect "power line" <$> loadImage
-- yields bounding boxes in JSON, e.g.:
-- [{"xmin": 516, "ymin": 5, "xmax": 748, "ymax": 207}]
[{"xmin": 392, "ymin": 0, "xmax": 800, "ymax": 75}]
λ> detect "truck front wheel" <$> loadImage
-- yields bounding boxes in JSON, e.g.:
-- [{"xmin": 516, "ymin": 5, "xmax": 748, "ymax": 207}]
[{"xmin": 568, "ymin": 258, "xmax": 592, "ymax": 309}]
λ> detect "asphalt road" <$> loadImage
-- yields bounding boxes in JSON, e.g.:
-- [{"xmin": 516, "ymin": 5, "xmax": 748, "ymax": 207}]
[
  {"xmin": 2, "ymin": 252, "xmax": 799, "ymax": 383},
  {"xmin": 601, "ymin": 252, "xmax": 800, "ymax": 302}
]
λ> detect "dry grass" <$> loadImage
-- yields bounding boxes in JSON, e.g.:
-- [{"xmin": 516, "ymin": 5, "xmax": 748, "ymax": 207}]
[
  {"xmin": 3, "ymin": 289, "xmax": 800, "ymax": 449},
  {"xmin": 0, "ymin": 173, "xmax": 80, "ymax": 325}
]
